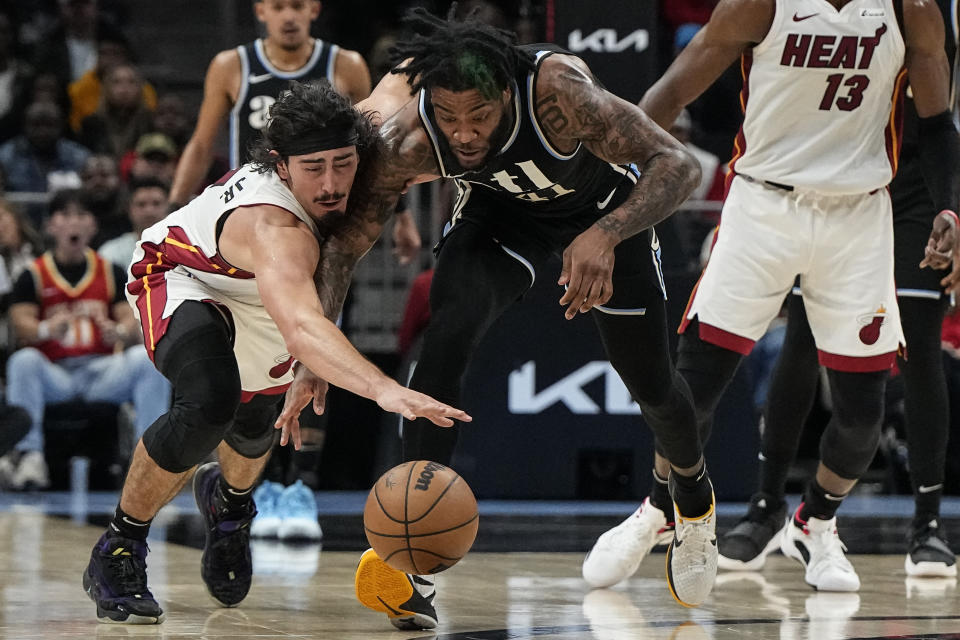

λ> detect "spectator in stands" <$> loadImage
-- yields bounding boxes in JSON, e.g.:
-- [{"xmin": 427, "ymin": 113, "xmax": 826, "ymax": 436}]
[
  {"xmin": 121, "ymin": 133, "xmax": 177, "ymax": 184},
  {"xmin": 0, "ymin": 198, "xmax": 41, "ymax": 281},
  {"xmin": 78, "ymin": 62, "xmax": 153, "ymax": 158},
  {"xmin": 0, "ymin": 101, "xmax": 90, "ymax": 224},
  {"xmin": 150, "ymin": 94, "xmax": 190, "ymax": 149},
  {"xmin": 0, "ymin": 9, "xmax": 36, "ymax": 145},
  {"xmin": 2, "ymin": 189, "xmax": 170, "ymax": 490},
  {"xmin": 98, "ymin": 176, "xmax": 167, "ymax": 268},
  {"xmin": 80, "ymin": 153, "xmax": 125, "ymax": 243},
  {"xmin": 30, "ymin": 72, "xmax": 71, "ymax": 112},
  {"xmin": 68, "ymin": 30, "xmax": 156, "ymax": 133},
  {"xmin": 33, "ymin": 0, "xmax": 126, "ymax": 86}
]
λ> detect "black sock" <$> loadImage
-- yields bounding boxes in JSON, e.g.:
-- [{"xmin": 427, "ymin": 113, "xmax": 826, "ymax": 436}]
[
  {"xmin": 798, "ymin": 478, "xmax": 844, "ymax": 522},
  {"xmin": 217, "ymin": 475, "xmax": 253, "ymax": 512},
  {"xmin": 669, "ymin": 464, "xmax": 713, "ymax": 518},
  {"xmin": 649, "ymin": 469, "xmax": 675, "ymax": 523},
  {"xmin": 109, "ymin": 506, "xmax": 152, "ymax": 541}
]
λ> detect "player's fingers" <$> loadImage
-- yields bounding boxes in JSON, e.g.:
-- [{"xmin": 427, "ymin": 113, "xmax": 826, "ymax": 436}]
[
  {"xmin": 580, "ymin": 279, "xmax": 605, "ymax": 313},
  {"xmin": 558, "ymin": 251, "xmax": 572, "ymax": 286}
]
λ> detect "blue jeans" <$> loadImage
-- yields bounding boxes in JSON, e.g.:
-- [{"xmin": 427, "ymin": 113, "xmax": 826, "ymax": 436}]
[{"xmin": 7, "ymin": 346, "xmax": 171, "ymax": 452}]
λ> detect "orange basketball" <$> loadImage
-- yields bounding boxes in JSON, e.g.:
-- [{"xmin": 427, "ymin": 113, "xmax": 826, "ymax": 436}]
[{"xmin": 363, "ymin": 460, "xmax": 479, "ymax": 575}]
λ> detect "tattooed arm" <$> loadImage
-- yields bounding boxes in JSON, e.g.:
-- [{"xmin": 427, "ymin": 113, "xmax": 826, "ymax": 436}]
[
  {"xmin": 533, "ymin": 54, "xmax": 701, "ymax": 318},
  {"xmin": 275, "ymin": 102, "xmax": 443, "ymax": 444}
]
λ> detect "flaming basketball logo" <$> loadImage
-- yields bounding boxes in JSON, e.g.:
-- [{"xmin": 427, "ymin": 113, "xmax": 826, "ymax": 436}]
[
  {"xmin": 269, "ymin": 354, "xmax": 294, "ymax": 379},
  {"xmin": 857, "ymin": 305, "xmax": 887, "ymax": 346}
]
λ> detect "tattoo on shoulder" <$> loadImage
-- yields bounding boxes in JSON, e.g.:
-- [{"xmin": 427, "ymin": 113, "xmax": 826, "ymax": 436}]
[{"xmin": 536, "ymin": 94, "xmax": 569, "ymax": 135}]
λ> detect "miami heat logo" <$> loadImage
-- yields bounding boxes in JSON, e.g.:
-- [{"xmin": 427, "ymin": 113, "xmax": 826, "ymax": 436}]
[
  {"xmin": 857, "ymin": 305, "xmax": 887, "ymax": 345},
  {"xmin": 269, "ymin": 354, "xmax": 294, "ymax": 379}
]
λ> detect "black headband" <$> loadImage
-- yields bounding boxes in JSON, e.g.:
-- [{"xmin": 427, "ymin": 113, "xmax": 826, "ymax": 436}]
[{"xmin": 274, "ymin": 128, "xmax": 359, "ymax": 157}]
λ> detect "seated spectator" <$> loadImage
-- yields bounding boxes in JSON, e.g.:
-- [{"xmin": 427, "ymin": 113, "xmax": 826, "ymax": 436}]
[
  {"xmin": 67, "ymin": 30, "xmax": 156, "ymax": 133},
  {"xmin": 0, "ymin": 100, "xmax": 90, "ymax": 223},
  {"xmin": 120, "ymin": 132, "xmax": 177, "ymax": 184},
  {"xmin": 149, "ymin": 93, "xmax": 189, "ymax": 149},
  {"xmin": 0, "ymin": 197, "xmax": 41, "ymax": 281},
  {"xmin": 78, "ymin": 62, "xmax": 153, "ymax": 158},
  {"xmin": 80, "ymin": 153, "xmax": 126, "ymax": 243},
  {"xmin": 98, "ymin": 176, "xmax": 167, "ymax": 268},
  {"xmin": 32, "ymin": 0, "xmax": 126, "ymax": 87},
  {"xmin": 0, "ymin": 9, "xmax": 36, "ymax": 144},
  {"xmin": 2, "ymin": 189, "xmax": 170, "ymax": 489},
  {"xmin": 0, "ymin": 197, "xmax": 41, "ymax": 365}
]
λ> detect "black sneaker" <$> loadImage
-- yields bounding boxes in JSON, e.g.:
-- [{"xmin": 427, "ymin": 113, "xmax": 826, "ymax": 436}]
[
  {"xmin": 905, "ymin": 518, "xmax": 957, "ymax": 577},
  {"xmin": 193, "ymin": 462, "xmax": 257, "ymax": 606},
  {"xmin": 718, "ymin": 492, "xmax": 787, "ymax": 571},
  {"xmin": 83, "ymin": 531, "xmax": 164, "ymax": 624}
]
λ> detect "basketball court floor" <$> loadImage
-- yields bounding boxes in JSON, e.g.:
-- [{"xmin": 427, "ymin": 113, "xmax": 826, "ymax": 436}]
[{"xmin": 1, "ymin": 491, "xmax": 958, "ymax": 639}]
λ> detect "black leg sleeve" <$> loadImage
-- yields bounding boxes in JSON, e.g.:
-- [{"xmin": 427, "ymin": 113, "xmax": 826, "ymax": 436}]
[
  {"xmin": 594, "ymin": 298, "xmax": 701, "ymax": 469},
  {"xmin": 760, "ymin": 295, "xmax": 820, "ymax": 492},
  {"xmin": 675, "ymin": 318, "xmax": 744, "ymax": 445},
  {"xmin": 402, "ymin": 224, "xmax": 534, "ymax": 464},
  {"xmin": 897, "ymin": 296, "xmax": 950, "ymax": 502}
]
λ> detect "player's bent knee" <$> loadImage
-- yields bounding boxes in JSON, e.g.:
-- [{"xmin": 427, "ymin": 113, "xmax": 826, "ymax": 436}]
[
  {"xmin": 223, "ymin": 394, "xmax": 282, "ymax": 459},
  {"xmin": 144, "ymin": 411, "xmax": 234, "ymax": 473}
]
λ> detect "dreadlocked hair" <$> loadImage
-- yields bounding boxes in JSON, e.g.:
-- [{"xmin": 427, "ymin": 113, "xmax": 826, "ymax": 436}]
[
  {"xmin": 248, "ymin": 80, "xmax": 382, "ymax": 180},
  {"xmin": 389, "ymin": 5, "xmax": 536, "ymax": 100}
]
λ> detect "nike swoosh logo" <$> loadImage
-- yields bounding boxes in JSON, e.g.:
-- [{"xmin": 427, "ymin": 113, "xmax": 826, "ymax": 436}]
[
  {"xmin": 793, "ymin": 12, "xmax": 818, "ymax": 21},
  {"xmin": 597, "ymin": 188, "xmax": 616, "ymax": 209},
  {"xmin": 918, "ymin": 484, "xmax": 943, "ymax": 494},
  {"xmin": 249, "ymin": 72, "xmax": 274, "ymax": 84}
]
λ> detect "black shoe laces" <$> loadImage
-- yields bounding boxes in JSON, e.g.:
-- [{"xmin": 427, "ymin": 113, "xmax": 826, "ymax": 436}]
[{"xmin": 106, "ymin": 550, "xmax": 150, "ymax": 597}]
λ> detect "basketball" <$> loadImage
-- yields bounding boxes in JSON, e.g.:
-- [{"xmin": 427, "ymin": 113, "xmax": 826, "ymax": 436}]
[{"xmin": 363, "ymin": 460, "xmax": 479, "ymax": 575}]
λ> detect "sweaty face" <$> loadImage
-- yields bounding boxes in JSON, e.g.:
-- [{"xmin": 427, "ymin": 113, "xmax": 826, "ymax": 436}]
[
  {"xmin": 429, "ymin": 87, "xmax": 512, "ymax": 171},
  {"xmin": 256, "ymin": 0, "xmax": 319, "ymax": 51},
  {"xmin": 277, "ymin": 146, "xmax": 359, "ymax": 220}
]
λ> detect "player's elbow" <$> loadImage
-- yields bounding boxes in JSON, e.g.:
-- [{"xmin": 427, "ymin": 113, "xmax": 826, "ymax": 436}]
[{"xmin": 670, "ymin": 146, "xmax": 702, "ymax": 201}]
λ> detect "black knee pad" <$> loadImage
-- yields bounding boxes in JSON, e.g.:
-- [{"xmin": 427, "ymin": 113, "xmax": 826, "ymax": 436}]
[
  {"xmin": 820, "ymin": 370, "xmax": 886, "ymax": 479},
  {"xmin": 143, "ymin": 354, "xmax": 242, "ymax": 473},
  {"xmin": 224, "ymin": 394, "xmax": 283, "ymax": 459}
]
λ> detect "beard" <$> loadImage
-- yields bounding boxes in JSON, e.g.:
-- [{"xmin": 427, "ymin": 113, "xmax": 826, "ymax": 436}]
[{"xmin": 437, "ymin": 105, "xmax": 514, "ymax": 176}]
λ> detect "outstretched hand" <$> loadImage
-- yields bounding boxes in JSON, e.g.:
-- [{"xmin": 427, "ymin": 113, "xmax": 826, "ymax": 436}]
[
  {"xmin": 274, "ymin": 365, "xmax": 329, "ymax": 450},
  {"xmin": 558, "ymin": 226, "xmax": 616, "ymax": 320},
  {"xmin": 375, "ymin": 383, "xmax": 472, "ymax": 427},
  {"xmin": 920, "ymin": 209, "xmax": 960, "ymax": 294}
]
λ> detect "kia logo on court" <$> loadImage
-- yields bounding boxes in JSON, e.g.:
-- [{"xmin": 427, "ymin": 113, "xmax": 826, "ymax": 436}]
[
  {"xmin": 567, "ymin": 28, "xmax": 649, "ymax": 53},
  {"xmin": 507, "ymin": 361, "xmax": 641, "ymax": 415}
]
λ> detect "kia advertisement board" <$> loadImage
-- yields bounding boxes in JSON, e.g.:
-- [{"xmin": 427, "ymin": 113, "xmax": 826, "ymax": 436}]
[
  {"xmin": 548, "ymin": 0, "xmax": 659, "ymax": 102},
  {"xmin": 450, "ymin": 258, "xmax": 760, "ymax": 500}
]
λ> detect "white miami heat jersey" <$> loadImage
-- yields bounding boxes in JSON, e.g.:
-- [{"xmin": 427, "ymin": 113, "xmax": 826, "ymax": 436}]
[
  {"xmin": 731, "ymin": 0, "xmax": 907, "ymax": 194},
  {"xmin": 127, "ymin": 165, "xmax": 319, "ymax": 394}
]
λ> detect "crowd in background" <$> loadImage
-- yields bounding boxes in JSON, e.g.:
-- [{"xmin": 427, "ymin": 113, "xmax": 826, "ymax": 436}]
[{"xmin": 1, "ymin": 0, "xmax": 958, "ymax": 497}]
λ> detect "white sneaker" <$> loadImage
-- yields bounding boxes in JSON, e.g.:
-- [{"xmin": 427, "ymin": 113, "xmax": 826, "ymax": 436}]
[
  {"xmin": 0, "ymin": 453, "xmax": 17, "ymax": 489},
  {"xmin": 250, "ymin": 481, "xmax": 283, "ymax": 538},
  {"xmin": 666, "ymin": 495, "xmax": 718, "ymax": 607},
  {"xmin": 11, "ymin": 450, "xmax": 49, "ymax": 490},
  {"xmin": 582, "ymin": 497, "xmax": 674, "ymax": 588},
  {"xmin": 780, "ymin": 509, "xmax": 859, "ymax": 591},
  {"xmin": 276, "ymin": 480, "xmax": 323, "ymax": 541}
]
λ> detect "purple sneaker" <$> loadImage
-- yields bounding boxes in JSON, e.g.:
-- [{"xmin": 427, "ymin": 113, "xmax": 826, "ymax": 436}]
[
  {"xmin": 193, "ymin": 461, "xmax": 257, "ymax": 606},
  {"xmin": 82, "ymin": 532, "xmax": 164, "ymax": 624}
]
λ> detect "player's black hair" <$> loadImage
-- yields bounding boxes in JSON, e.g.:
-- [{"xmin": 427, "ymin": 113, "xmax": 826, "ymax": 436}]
[
  {"xmin": 249, "ymin": 80, "xmax": 381, "ymax": 191},
  {"xmin": 389, "ymin": 5, "xmax": 536, "ymax": 100}
]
